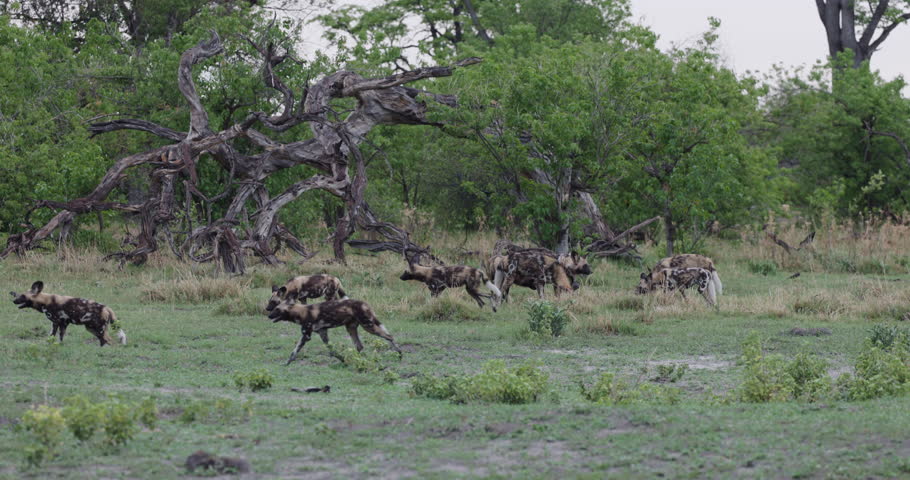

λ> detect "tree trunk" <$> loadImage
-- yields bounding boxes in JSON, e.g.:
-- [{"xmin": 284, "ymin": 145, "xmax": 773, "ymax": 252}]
[
  {"xmin": 1, "ymin": 33, "xmax": 481, "ymax": 271},
  {"xmin": 663, "ymin": 195, "xmax": 675, "ymax": 256},
  {"xmin": 815, "ymin": 0, "xmax": 910, "ymax": 68}
]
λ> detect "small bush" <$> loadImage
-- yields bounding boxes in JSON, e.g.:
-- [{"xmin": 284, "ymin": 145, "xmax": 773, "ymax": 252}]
[
  {"xmin": 580, "ymin": 372, "xmax": 681, "ymax": 405},
  {"xmin": 329, "ymin": 345, "xmax": 400, "ymax": 380},
  {"xmin": 415, "ymin": 297, "xmax": 485, "ymax": 322},
  {"xmin": 526, "ymin": 301, "xmax": 570, "ymax": 338},
  {"xmin": 412, "ymin": 360, "xmax": 548, "ymax": 404},
  {"xmin": 102, "ymin": 400, "xmax": 139, "ymax": 447},
  {"xmin": 233, "ymin": 369, "xmax": 274, "ymax": 392},
  {"xmin": 20, "ymin": 405, "xmax": 67, "ymax": 466},
  {"xmin": 867, "ymin": 324, "xmax": 909, "ymax": 351},
  {"xmin": 652, "ymin": 364, "xmax": 689, "ymax": 383},
  {"xmin": 61, "ymin": 395, "xmax": 104, "ymax": 442},
  {"xmin": 737, "ymin": 333, "xmax": 831, "ymax": 403},
  {"xmin": 839, "ymin": 328, "xmax": 910, "ymax": 401},
  {"xmin": 747, "ymin": 259, "xmax": 777, "ymax": 276}
]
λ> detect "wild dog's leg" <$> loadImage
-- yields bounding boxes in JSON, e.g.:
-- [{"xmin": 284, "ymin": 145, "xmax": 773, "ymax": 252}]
[
  {"xmin": 466, "ymin": 285, "xmax": 486, "ymax": 309},
  {"xmin": 360, "ymin": 322, "xmax": 402, "ymax": 355},
  {"xmin": 49, "ymin": 322, "xmax": 58, "ymax": 337},
  {"xmin": 346, "ymin": 324, "xmax": 365, "ymax": 352},
  {"xmin": 317, "ymin": 329, "xmax": 330, "ymax": 346},
  {"xmin": 57, "ymin": 324, "xmax": 67, "ymax": 343},
  {"xmin": 286, "ymin": 325, "xmax": 313, "ymax": 365}
]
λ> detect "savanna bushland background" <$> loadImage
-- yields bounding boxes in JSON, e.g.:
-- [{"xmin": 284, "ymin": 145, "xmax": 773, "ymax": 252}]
[{"xmin": 2, "ymin": 0, "xmax": 910, "ymax": 478}]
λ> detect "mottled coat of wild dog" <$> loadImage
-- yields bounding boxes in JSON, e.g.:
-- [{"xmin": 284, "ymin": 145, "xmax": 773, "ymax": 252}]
[
  {"xmin": 267, "ymin": 299, "xmax": 401, "ymax": 365},
  {"xmin": 267, "ymin": 275, "xmax": 348, "ymax": 311},
  {"xmin": 637, "ymin": 254, "xmax": 723, "ymax": 306},
  {"xmin": 645, "ymin": 267, "xmax": 718, "ymax": 307},
  {"xmin": 10, "ymin": 281, "xmax": 126, "ymax": 346},
  {"xmin": 496, "ymin": 250, "xmax": 577, "ymax": 300},
  {"xmin": 399, "ymin": 260, "xmax": 502, "ymax": 311}
]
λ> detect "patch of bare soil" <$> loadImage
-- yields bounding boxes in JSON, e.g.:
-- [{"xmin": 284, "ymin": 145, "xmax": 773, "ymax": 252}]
[{"xmin": 647, "ymin": 355, "xmax": 731, "ymax": 371}]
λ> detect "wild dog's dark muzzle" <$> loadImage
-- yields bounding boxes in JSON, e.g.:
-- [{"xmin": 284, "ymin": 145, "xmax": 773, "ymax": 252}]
[{"xmin": 268, "ymin": 309, "xmax": 283, "ymax": 322}]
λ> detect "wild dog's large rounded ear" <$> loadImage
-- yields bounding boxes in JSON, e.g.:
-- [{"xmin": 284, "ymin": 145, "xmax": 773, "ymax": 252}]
[
  {"xmin": 640, "ymin": 272, "xmax": 648, "ymax": 280},
  {"xmin": 9, "ymin": 291, "xmax": 16, "ymax": 297},
  {"xmin": 271, "ymin": 284, "xmax": 279, "ymax": 293},
  {"xmin": 30, "ymin": 281, "xmax": 44, "ymax": 294},
  {"xmin": 277, "ymin": 286, "xmax": 287, "ymax": 297},
  {"xmin": 571, "ymin": 250, "xmax": 580, "ymax": 262}
]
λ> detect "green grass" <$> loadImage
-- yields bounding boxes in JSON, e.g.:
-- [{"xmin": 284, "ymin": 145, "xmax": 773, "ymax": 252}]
[{"xmin": 1, "ymin": 250, "xmax": 910, "ymax": 478}]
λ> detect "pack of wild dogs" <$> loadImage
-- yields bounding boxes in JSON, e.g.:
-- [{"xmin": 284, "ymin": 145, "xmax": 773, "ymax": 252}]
[{"xmin": 9, "ymin": 244, "xmax": 722, "ymax": 365}]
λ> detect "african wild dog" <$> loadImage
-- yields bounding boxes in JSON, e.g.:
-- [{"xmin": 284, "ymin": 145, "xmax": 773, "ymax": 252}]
[
  {"xmin": 267, "ymin": 275, "xmax": 348, "ymax": 311},
  {"xmin": 638, "ymin": 267, "xmax": 718, "ymax": 307},
  {"xmin": 10, "ymin": 281, "xmax": 127, "ymax": 346},
  {"xmin": 399, "ymin": 259, "xmax": 502, "ymax": 311},
  {"xmin": 267, "ymin": 299, "xmax": 402, "ymax": 365},
  {"xmin": 489, "ymin": 248, "xmax": 591, "ymax": 302},
  {"xmin": 496, "ymin": 250, "xmax": 576, "ymax": 301},
  {"xmin": 636, "ymin": 254, "xmax": 722, "ymax": 297}
]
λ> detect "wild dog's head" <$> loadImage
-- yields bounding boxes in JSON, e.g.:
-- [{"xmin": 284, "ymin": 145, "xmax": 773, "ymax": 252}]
[
  {"xmin": 267, "ymin": 299, "xmax": 296, "ymax": 323},
  {"xmin": 399, "ymin": 256, "xmax": 419, "ymax": 281},
  {"xmin": 567, "ymin": 251, "xmax": 592, "ymax": 276},
  {"xmin": 635, "ymin": 269, "xmax": 656, "ymax": 295},
  {"xmin": 266, "ymin": 285, "xmax": 289, "ymax": 312},
  {"xmin": 10, "ymin": 281, "xmax": 45, "ymax": 310}
]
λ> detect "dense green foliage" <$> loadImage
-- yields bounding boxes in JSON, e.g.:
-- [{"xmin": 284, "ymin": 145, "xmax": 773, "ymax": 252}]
[{"xmin": 0, "ymin": 0, "xmax": 907, "ymax": 252}]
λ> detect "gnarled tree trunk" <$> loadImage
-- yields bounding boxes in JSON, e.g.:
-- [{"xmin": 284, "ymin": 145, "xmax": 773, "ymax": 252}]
[{"xmin": 0, "ymin": 32, "xmax": 480, "ymax": 272}]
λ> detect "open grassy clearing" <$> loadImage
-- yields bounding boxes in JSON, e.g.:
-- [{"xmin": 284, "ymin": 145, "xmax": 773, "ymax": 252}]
[{"xmin": 2, "ymin": 234, "xmax": 910, "ymax": 479}]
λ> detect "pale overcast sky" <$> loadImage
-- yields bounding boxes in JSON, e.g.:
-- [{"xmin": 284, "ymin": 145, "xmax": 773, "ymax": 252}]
[{"xmin": 293, "ymin": 1, "xmax": 909, "ymax": 85}]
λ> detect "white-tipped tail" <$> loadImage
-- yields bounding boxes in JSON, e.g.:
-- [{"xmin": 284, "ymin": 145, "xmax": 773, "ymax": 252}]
[
  {"xmin": 705, "ymin": 279, "xmax": 717, "ymax": 307},
  {"xmin": 342, "ymin": 295, "xmax": 350, "ymax": 300},
  {"xmin": 712, "ymin": 271, "xmax": 723, "ymax": 296},
  {"xmin": 117, "ymin": 329, "xmax": 127, "ymax": 345},
  {"xmin": 379, "ymin": 324, "xmax": 390, "ymax": 335}
]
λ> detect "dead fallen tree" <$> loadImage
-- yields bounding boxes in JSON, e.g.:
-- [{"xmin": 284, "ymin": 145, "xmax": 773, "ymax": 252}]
[{"xmin": 0, "ymin": 31, "xmax": 478, "ymax": 272}]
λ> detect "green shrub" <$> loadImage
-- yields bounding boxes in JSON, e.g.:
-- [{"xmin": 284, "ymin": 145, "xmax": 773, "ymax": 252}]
[
  {"xmin": 61, "ymin": 395, "xmax": 104, "ymax": 442},
  {"xmin": 328, "ymin": 344, "xmax": 401, "ymax": 382},
  {"xmin": 412, "ymin": 360, "xmax": 549, "ymax": 404},
  {"xmin": 580, "ymin": 372, "xmax": 681, "ymax": 405},
  {"xmin": 867, "ymin": 324, "xmax": 909, "ymax": 351},
  {"xmin": 526, "ymin": 300, "xmax": 570, "ymax": 338},
  {"xmin": 136, "ymin": 397, "xmax": 159, "ymax": 430},
  {"xmin": 20, "ymin": 405, "xmax": 67, "ymax": 466},
  {"xmin": 747, "ymin": 259, "xmax": 777, "ymax": 276},
  {"xmin": 839, "ymin": 329, "xmax": 910, "ymax": 401},
  {"xmin": 102, "ymin": 399, "xmax": 139, "ymax": 447},
  {"xmin": 653, "ymin": 364, "xmax": 689, "ymax": 383},
  {"xmin": 737, "ymin": 333, "xmax": 831, "ymax": 403},
  {"xmin": 233, "ymin": 369, "xmax": 274, "ymax": 392}
]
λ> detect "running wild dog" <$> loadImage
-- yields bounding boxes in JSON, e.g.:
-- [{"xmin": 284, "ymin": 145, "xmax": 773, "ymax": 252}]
[
  {"xmin": 636, "ymin": 254, "xmax": 722, "ymax": 305},
  {"xmin": 399, "ymin": 258, "xmax": 502, "ymax": 311},
  {"xmin": 267, "ymin": 299, "xmax": 402, "ymax": 365},
  {"xmin": 489, "ymin": 250, "xmax": 591, "ymax": 301},
  {"xmin": 493, "ymin": 250, "xmax": 586, "ymax": 301},
  {"xmin": 10, "ymin": 281, "xmax": 127, "ymax": 346},
  {"xmin": 267, "ymin": 274, "xmax": 348, "ymax": 311}
]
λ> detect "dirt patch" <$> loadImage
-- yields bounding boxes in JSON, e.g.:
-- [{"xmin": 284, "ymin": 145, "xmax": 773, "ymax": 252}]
[
  {"xmin": 788, "ymin": 327, "xmax": 832, "ymax": 336},
  {"xmin": 647, "ymin": 355, "xmax": 731, "ymax": 371}
]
